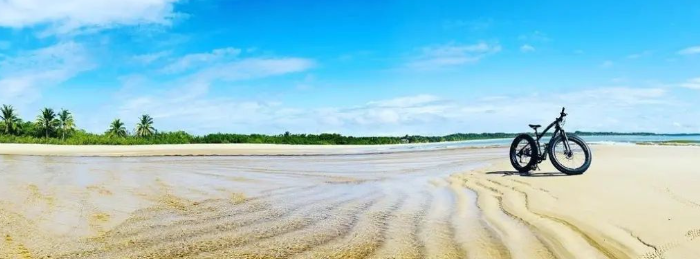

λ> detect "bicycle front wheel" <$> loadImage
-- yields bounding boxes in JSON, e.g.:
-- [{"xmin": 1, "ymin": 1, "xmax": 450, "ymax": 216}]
[{"xmin": 548, "ymin": 134, "xmax": 592, "ymax": 175}]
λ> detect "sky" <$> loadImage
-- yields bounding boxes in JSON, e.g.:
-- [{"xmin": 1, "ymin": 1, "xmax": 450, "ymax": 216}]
[{"xmin": 0, "ymin": 0, "xmax": 699, "ymax": 136}]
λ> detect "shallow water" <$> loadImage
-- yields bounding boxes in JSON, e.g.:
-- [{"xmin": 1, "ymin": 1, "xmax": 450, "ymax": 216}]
[{"xmin": 0, "ymin": 148, "xmax": 505, "ymax": 258}]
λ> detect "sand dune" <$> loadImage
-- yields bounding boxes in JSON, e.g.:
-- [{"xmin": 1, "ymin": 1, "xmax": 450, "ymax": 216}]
[{"xmin": 0, "ymin": 144, "xmax": 698, "ymax": 258}]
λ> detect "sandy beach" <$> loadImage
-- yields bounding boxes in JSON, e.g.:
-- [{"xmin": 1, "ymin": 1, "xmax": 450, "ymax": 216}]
[
  {"xmin": 0, "ymin": 143, "xmax": 407, "ymax": 157},
  {"xmin": 0, "ymin": 144, "xmax": 698, "ymax": 258}
]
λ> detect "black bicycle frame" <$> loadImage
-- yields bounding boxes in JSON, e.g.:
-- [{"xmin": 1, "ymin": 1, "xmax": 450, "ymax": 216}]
[{"xmin": 532, "ymin": 118, "xmax": 570, "ymax": 160}]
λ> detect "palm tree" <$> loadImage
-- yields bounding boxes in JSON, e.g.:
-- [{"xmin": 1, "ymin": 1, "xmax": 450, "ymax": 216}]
[
  {"xmin": 107, "ymin": 119, "xmax": 127, "ymax": 138},
  {"xmin": 0, "ymin": 105, "xmax": 21, "ymax": 135},
  {"xmin": 58, "ymin": 109, "xmax": 75, "ymax": 140},
  {"xmin": 36, "ymin": 108, "xmax": 58, "ymax": 138},
  {"xmin": 135, "ymin": 114, "xmax": 156, "ymax": 137}
]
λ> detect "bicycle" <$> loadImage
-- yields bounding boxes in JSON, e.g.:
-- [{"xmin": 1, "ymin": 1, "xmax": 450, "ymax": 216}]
[{"xmin": 509, "ymin": 107, "xmax": 592, "ymax": 175}]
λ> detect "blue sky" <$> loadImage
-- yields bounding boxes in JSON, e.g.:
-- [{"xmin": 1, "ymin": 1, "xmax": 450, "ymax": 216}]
[{"xmin": 0, "ymin": 0, "xmax": 699, "ymax": 135}]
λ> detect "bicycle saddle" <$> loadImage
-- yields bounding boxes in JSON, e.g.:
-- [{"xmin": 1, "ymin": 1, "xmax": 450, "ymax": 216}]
[{"xmin": 529, "ymin": 124, "xmax": 541, "ymax": 129}]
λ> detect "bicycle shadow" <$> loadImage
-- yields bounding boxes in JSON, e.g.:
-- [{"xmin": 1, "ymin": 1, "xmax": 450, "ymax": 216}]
[{"xmin": 485, "ymin": 171, "xmax": 572, "ymax": 177}]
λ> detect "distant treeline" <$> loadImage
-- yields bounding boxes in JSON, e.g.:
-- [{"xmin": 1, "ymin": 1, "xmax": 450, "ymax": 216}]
[
  {"xmin": 0, "ymin": 130, "xmax": 518, "ymax": 145},
  {"xmin": 0, "ymin": 104, "xmax": 697, "ymax": 145},
  {"xmin": 1, "ymin": 129, "xmax": 697, "ymax": 146}
]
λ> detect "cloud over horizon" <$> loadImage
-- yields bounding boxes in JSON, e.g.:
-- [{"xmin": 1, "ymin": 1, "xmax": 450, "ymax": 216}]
[{"xmin": 406, "ymin": 42, "xmax": 501, "ymax": 70}]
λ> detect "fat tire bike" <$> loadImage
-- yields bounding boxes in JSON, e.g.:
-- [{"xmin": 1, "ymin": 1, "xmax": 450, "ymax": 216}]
[{"xmin": 509, "ymin": 107, "xmax": 592, "ymax": 175}]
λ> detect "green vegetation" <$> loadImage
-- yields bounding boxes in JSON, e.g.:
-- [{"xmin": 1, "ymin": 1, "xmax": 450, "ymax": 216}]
[
  {"xmin": 136, "ymin": 115, "xmax": 156, "ymax": 137},
  {"xmin": 58, "ymin": 109, "xmax": 75, "ymax": 140},
  {"xmin": 0, "ymin": 104, "xmax": 697, "ymax": 145},
  {"xmin": 107, "ymin": 119, "xmax": 128, "ymax": 138},
  {"xmin": 0, "ymin": 105, "xmax": 20, "ymax": 135},
  {"xmin": 36, "ymin": 108, "xmax": 58, "ymax": 138},
  {"xmin": 0, "ymin": 104, "xmax": 520, "ymax": 145}
]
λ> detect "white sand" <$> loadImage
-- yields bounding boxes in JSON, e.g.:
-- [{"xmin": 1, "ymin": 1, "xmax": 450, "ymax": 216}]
[
  {"xmin": 0, "ymin": 144, "xmax": 698, "ymax": 258},
  {"xmin": 0, "ymin": 143, "xmax": 396, "ymax": 156}
]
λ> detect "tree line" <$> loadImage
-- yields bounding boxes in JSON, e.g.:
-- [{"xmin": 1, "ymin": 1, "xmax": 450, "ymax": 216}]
[
  {"xmin": 1, "ymin": 105, "xmax": 156, "ymax": 140},
  {"xmin": 0, "ymin": 104, "xmax": 521, "ymax": 145}
]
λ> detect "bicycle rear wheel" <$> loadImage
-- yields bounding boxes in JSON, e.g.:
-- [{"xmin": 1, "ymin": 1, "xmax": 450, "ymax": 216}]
[{"xmin": 509, "ymin": 134, "xmax": 538, "ymax": 173}]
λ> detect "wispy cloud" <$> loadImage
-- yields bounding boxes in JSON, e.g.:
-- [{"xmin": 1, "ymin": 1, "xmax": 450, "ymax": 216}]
[
  {"xmin": 187, "ymin": 57, "xmax": 315, "ymax": 83},
  {"xmin": 678, "ymin": 46, "xmax": 700, "ymax": 55},
  {"xmin": 314, "ymin": 87, "xmax": 683, "ymax": 134},
  {"xmin": 133, "ymin": 51, "xmax": 171, "ymax": 65},
  {"xmin": 680, "ymin": 78, "xmax": 700, "ymax": 89},
  {"xmin": 160, "ymin": 47, "xmax": 241, "ymax": 74},
  {"xmin": 102, "ymin": 83, "xmax": 692, "ymax": 135},
  {"xmin": 367, "ymin": 94, "xmax": 441, "ymax": 108},
  {"xmin": 0, "ymin": 41, "xmax": 94, "ymax": 106},
  {"xmin": 103, "ymin": 47, "xmax": 316, "ymax": 133},
  {"xmin": 406, "ymin": 42, "xmax": 501, "ymax": 70},
  {"xmin": 0, "ymin": 0, "xmax": 183, "ymax": 35},
  {"xmin": 520, "ymin": 44, "xmax": 535, "ymax": 53}
]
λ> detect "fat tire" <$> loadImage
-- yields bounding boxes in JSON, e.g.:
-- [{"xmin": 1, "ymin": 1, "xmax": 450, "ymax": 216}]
[
  {"xmin": 509, "ymin": 134, "xmax": 538, "ymax": 173},
  {"xmin": 548, "ymin": 134, "xmax": 592, "ymax": 175}
]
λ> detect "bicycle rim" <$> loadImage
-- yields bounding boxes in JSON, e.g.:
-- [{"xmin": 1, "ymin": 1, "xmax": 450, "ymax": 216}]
[
  {"xmin": 552, "ymin": 138, "xmax": 587, "ymax": 171},
  {"xmin": 512, "ymin": 139, "xmax": 534, "ymax": 167}
]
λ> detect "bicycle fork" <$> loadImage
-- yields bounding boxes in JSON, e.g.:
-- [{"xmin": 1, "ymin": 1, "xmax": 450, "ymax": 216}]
[{"xmin": 561, "ymin": 131, "xmax": 572, "ymax": 157}]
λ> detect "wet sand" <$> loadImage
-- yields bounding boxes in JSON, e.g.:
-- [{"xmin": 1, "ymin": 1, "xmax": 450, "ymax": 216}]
[
  {"xmin": 0, "ymin": 144, "xmax": 698, "ymax": 258},
  {"xmin": 0, "ymin": 143, "xmax": 433, "ymax": 157}
]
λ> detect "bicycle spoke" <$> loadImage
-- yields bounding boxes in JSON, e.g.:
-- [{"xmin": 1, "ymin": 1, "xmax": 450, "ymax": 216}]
[
  {"xmin": 515, "ymin": 140, "xmax": 532, "ymax": 167},
  {"xmin": 553, "ymin": 139, "xmax": 586, "ymax": 171}
]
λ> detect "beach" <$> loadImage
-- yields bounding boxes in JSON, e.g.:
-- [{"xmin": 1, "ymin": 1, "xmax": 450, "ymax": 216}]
[{"xmin": 0, "ymin": 144, "xmax": 698, "ymax": 258}]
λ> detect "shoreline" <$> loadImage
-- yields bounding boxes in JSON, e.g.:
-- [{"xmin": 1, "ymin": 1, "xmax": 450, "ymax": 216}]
[{"xmin": 0, "ymin": 142, "xmax": 500, "ymax": 157}]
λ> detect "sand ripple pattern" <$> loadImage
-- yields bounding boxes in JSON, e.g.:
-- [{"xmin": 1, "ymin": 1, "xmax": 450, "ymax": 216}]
[{"xmin": 2, "ymin": 147, "xmax": 689, "ymax": 258}]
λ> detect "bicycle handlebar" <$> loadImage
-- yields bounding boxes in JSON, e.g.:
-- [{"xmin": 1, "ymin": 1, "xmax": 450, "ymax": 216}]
[{"xmin": 559, "ymin": 107, "xmax": 567, "ymax": 119}]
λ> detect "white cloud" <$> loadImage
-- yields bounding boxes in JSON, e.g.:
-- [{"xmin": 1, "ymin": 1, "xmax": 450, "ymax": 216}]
[
  {"xmin": 406, "ymin": 42, "xmax": 501, "ymax": 70},
  {"xmin": 189, "ymin": 57, "xmax": 315, "ymax": 83},
  {"xmin": 680, "ymin": 78, "xmax": 700, "ymax": 89},
  {"xmin": 366, "ymin": 94, "xmax": 441, "ymax": 108},
  {"xmin": 98, "ymin": 82, "xmax": 696, "ymax": 135},
  {"xmin": 318, "ymin": 87, "xmax": 682, "ymax": 134},
  {"xmin": 0, "ymin": 0, "xmax": 182, "ymax": 35},
  {"xmin": 160, "ymin": 47, "xmax": 241, "ymax": 73},
  {"xmin": 133, "ymin": 50, "xmax": 171, "ymax": 64},
  {"xmin": 678, "ymin": 46, "xmax": 700, "ymax": 55},
  {"xmin": 94, "ymin": 47, "xmax": 316, "ymax": 133},
  {"xmin": 0, "ymin": 41, "xmax": 94, "ymax": 106},
  {"xmin": 520, "ymin": 44, "xmax": 535, "ymax": 53}
]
